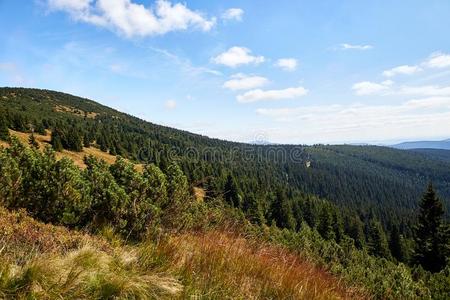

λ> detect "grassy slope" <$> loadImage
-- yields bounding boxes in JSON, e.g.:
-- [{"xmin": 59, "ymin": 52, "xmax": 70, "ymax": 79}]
[
  {"xmin": 0, "ymin": 207, "xmax": 364, "ymax": 299},
  {"xmin": 0, "ymin": 129, "xmax": 143, "ymax": 171}
]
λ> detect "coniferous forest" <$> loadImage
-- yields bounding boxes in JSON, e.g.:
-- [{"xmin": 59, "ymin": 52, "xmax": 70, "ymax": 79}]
[{"xmin": 1, "ymin": 87, "xmax": 450, "ymax": 298}]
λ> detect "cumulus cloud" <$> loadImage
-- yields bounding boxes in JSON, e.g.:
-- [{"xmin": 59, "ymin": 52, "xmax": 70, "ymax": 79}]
[
  {"xmin": 383, "ymin": 65, "xmax": 422, "ymax": 77},
  {"xmin": 255, "ymin": 96, "xmax": 450, "ymax": 143},
  {"xmin": 237, "ymin": 86, "xmax": 308, "ymax": 103},
  {"xmin": 46, "ymin": 0, "xmax": 216, "ymax": 37},
  {"xmin": 352, "ymin": 81, "xmax": 390, "ymax": 96},
  {"xmin": 339, "ymin": 43, "xmax": 373, "ymax": 50},
  {"xmin": 212, "ymin": 47, "xmax": 265, "ymax": 68},
  {"xmin": 223, "ymin": 73, "xmax": 269, "ymax": 91},
  {"xmin": 275, "ymin": 58, "xmax": 298, "ymax": 71},
  {"xmin": 424, "ymin": 52, "xmax": 450, "ymax": 68},
  {"xmin": 0, "ymin": 62, "xmax": 26, "ymax": 84},
  {"xmin": 221, "ymin": 8, "xmax": 244, "ymax": 21},
  {"xmin": 165, "ymin": 99, "xmax": 177, "ymax": 109},
  {"xmin": 398, "ymin": 85, "xmax": 450, "ymax": 97}
]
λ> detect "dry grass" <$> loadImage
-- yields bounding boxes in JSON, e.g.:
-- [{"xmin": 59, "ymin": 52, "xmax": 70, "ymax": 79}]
[
  {"xmin": 158, "ymin": 231, "xmax": 365, "ymax": 299},
  {"xmin": 193, "ymin": 187, "xmax": 205, "ymax": 203},
  {"xmin": 0, "ymin": 208, "xmax": 181, "ymax": 299},
  {"xmin": 1, "ymin": 129, "xmax": 144, "ymax": 170},
  {"xmin": 54, "ymin": 104, "xmax": 98, "ymax": 119},
  {"xmin": 0, "ymin": 207, "xmax": 365, "ymax": 299}
]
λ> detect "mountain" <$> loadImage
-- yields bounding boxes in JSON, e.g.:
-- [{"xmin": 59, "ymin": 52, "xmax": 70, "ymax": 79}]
[
  {"xmin": 1, "ymin": 87, "xmax": 450, "ymax": 298},
  {"xmin": 409, "ymin": 148, "xmax": 450, "ymax": 163},
  {"xmin": 392, "ymin": 139, "xmax": 450, "ymax": 150},
  {"xmin": 1, "ymin": 87, "xmax": 450, "ymax": 225}
]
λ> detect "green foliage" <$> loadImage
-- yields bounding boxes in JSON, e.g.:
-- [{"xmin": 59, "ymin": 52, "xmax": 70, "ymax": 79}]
[
  {"xmin": 50, "ymin": 129, "xmax": 63, "ymax": 152},
  {"xmin": 414, "ymin": 183, "xmax": 450, "ymax": 272},
  {"xmin": 0, "ymin": 140, "xmax": 192, "ymax": 240},
  {"xmin": 224, "ymin": 174, "xmax": 241, "ymax": 208},
  {"xmin": 367, "ymin": 220, "xmax": 391, "ymax": 259},
  {"xmin": 28, "ymin": 133, "xmax": 39, "ymax": 149},
  {"xmin": 269, "ymin": 188, "xmax": 296, "ymax": 230},
  {"xmin": 0, "ymin": 115, "xmax": 9, "ymax": 141}
]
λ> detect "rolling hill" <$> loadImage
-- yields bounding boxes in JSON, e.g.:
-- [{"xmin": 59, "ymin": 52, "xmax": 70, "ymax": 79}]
[
  {"xmin": 392, "ymin": 139, "xmax": 450, "ymax": 150},
  {"xmin": 1, "ymin": 87, "xmax": 450, "ymax": 226},
  {"xmin": 1, "ymin": 87, "xmax": 450, "ymax": 298}
]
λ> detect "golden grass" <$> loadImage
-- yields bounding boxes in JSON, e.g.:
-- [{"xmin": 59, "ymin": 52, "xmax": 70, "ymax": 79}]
[
  {"xmin": 159, "ymin": 231, "xmax": 365, "ymax": 299},
  {"xmin": 53, "ymin": 104, "xmax": 98, "ymax": 119},
  {"xmin": 0, "ymin": 207, "xmax": 365, "ymax": 299},
  {"xmin": 2, "ymin": 129, "xmax": 144, "ymax": 170},
  {"xmin": 193, "ymin": 187, "xmax": 205, "ymax": 203}
]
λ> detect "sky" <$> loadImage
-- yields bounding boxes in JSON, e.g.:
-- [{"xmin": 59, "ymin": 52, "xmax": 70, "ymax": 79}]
[{"xmin": 1, "ymin": 1, "xmax": 450, "ymax": 144}]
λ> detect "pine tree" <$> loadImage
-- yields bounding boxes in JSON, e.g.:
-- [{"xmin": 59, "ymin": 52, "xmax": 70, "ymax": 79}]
[
  {"xmin": 318, "ymin": 206, "xmax": 335, "ymax": 240},
  {"xmin": 243, "ymin": 194, "xmax": 265, "ymax": 224},
  {"xmin": 271, "ymin": 188, "xmax": 296, "ymax": 230},
  {"xmin": 389, "ymin": 225, "xmax": 407, "ymax": 263},
  {"xmin": 368, "ymin": 220, "xmax": 391, "ymax": 258},
  {"xmin": 51, "ymin": 130, "xmax": 63, "ymax": 152},
  {"xmin": 224, "ymin": 174, "xmax": 241, "ymax": 208},
  {"xmin": 28, "ymin": 133, "xmax": 39, "ymax": 149},
  {"xmin": 414, "ymin": 183, "xmax": 448, "ymax": 272},
  {"xmin": 0, "ymin": 115, "xmax": 9, "ymax": 141}
]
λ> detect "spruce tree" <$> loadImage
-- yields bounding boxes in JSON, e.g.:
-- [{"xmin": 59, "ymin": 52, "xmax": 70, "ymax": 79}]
[
  {"xmin": 389, "ymin": 225, "xmax": 407, "ymax": 263},
  {"xmin": 0, "ymin": 116, "xmax": 9, "ymax": 141},
  {"xmin": 28, "ymin": 133, "xmax": 39, "ymax": 149},
  {"xmin": 368, "ymin": 220, "xmax": 391, "ymax": 258},
  {"xmin": 51, "ymin": 130, "xmax": 63, "ymax": 152},
  {"xmin": 414, "ymin": 183, "xmax": 447, "ymax": 272},
  {"xmin": 318, "ymin": 206, "xmax": 335, "ymax": 240},
  {"xmin": 271, "ymin": 188, "xmax": 296, "ymax": 230},
  {"xmin": 224, "ymin": 174, "xmax": 241, "ymax": 208}
]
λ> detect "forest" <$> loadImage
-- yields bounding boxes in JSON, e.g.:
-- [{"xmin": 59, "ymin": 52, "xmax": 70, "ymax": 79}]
[{"xmin": 1, "ymin": 87, "xmax": 450, "ymax": 298}]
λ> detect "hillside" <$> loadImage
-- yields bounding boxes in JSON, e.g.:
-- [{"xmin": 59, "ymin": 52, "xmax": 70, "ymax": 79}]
[
  {"xmin": 1, "ymin": 87, "xmax": 450, "ymax": 225},
  {"xmin": 392, "ymin": 139, "xmax": 450, "ymax": 150},
  {"xmin": 1, "ymin": 107, "xmax": 449, "ymax": 298},
  {"xmin": 409, "ymin": 148, "xmax": 450, "ymax": 163},
  {"xmin": 0, "ymin": 207, "xmax": 360, "ymax": 299}
]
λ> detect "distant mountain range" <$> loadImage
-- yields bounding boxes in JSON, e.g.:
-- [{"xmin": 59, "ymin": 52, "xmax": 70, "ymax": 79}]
[{"xmin": 392, "ymin": 139, "xmax": 450, "ymax": 150}]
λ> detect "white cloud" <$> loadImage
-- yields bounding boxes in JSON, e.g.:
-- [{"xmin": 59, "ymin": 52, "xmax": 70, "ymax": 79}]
[
  {"xmin": 0, "ymin": 62, "xmax": 26, "ymax": 84},
  {"xmin": 221, "ymin": 8, "xmax": 244, "ymax": 21},
  {"xmin": 383, "ymin": 65, "xmax": 422, "ymax": 77},
  {"xmin": 340, "ymin": 43, "xmax": 373, "ymax": 50},
  {"xmin": 46, "ymin": 0, "xmax": 216, "ymax": 37},
  {"xmin": 398, "ymin": 85, "xmax": 450, "ymax": 97},
  {"xmin": 381, "ymin": 80, "xmax": 394, "ymax": 86},
  {"xmin": 275, "ymin": 58, "xmax": 298, "ymax": 71},
  {"xmin": 352, "ymin": 81, "xmax": 390, "ymax": 96},
  {"xmin": 256, "ymin": 96, "xmax": 450, "ymax": 143},
  {"xmin": 212, "ymin": 47, "xmax": 265, "ymax": 68},
  {"xmin": 165, "ymin": 99, "xmax": 177, "ymax": 109},
  {"xmin": 223, "ymin": 73, "xmax": 269, "ymax": 91},
  {"xmin": 424, "ymin": 52, "xmax": 450, "ymax": 68},
  {"xmin": 237, "ymin": 86, "xmax": 308, "ymax": 103}
]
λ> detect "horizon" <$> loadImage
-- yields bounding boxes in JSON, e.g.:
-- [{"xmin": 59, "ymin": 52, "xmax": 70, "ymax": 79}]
[{"xmin": 2, "ymin": 1, "xmax": 450, "ymax": 144}]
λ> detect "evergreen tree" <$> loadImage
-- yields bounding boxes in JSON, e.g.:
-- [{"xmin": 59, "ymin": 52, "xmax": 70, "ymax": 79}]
[
  {"xmin": 51, "ymin": 130, "xmax": 63, "ymax": 152},
  {"xmin": 83, "ymin": 132, "xmax": 91, "ymax": 148},
  {"xmin": 224, "ymin": 174, "xmax": 241, "ymax": 208},
  {"xmin": 318, "ymin": 206, "xmax": 335, "ymax": 240},
  {"xmin": 243, "ymin": 194, "xmax": 265, "ymax": 224},
  {"xmin": 66, "ymin": 128, "xmax": 83, "ymax": 152},
  {"xmin": 414, "ymin": 183, "xmax": 448, "ymax": 272},
  {"xmin": 389, "ymin": 225, "xmax": 407, "ymax": 263},
  {"xmin": 271, "ymin": 188, "xmax": 296, "ymax": 230},
  {"xmin": 348, "ymin": 217, "xmax": 366, "ymax": 249},
  {"xmin": 0, "ymin": 115, "xmax": 9, "ymax": 141},
  {"xmin": 368, "ymin": 220, "xmax": 391, "ymax": 258},
  {"xmin": 28, "ymin": 133, "xmax": 39, "ymax": 149}
]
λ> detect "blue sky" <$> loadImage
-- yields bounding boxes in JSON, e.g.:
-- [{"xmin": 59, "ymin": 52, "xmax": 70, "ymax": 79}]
[{"xmin": 1, "ymin": 0, "xmax": 450, "ymax": 144}]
